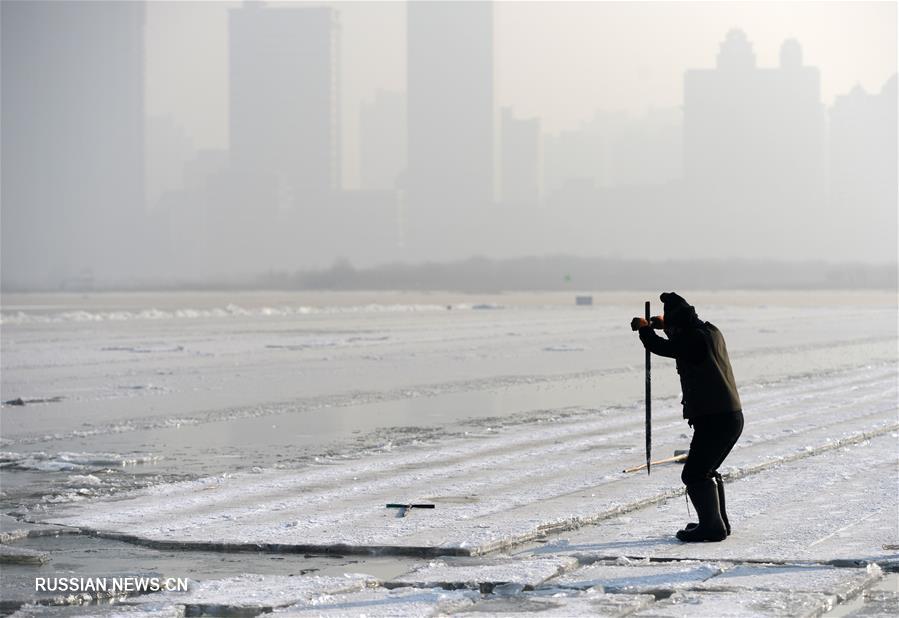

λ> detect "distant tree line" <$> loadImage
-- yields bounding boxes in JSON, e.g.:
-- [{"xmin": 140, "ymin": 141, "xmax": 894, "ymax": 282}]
[
  {"xmin": 7, "ymin": 255, "xmax": 893, "ymax": 293},
  {"xmin": 249, "ymin": 255, "xmax": 896, "ymax": 292}
]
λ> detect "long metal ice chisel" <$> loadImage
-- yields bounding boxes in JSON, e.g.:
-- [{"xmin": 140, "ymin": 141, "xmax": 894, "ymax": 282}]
[{"xmin": 645, "ymin": 300, "xmax": 652, "ymax": 475}]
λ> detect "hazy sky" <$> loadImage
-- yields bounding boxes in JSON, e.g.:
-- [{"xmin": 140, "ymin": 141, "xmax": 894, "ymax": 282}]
[{"xmin": 145, "ymin": 1, "xmax": 897, "ymax": 188}]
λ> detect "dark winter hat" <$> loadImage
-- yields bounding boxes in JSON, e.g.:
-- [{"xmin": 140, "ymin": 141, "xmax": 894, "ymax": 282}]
[{"xmin": 659, "ymin": 292, "xmax": 698, "ymax": 327}]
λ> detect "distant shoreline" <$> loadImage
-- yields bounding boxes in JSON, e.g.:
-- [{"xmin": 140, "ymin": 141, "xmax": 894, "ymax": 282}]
[
  {"xmin": 2, "ymin": 255, "xmax": 896, "ymax": 294},
  {"xmin": 2, "ymin": 289, "xmax": 896, "ymax": 315}
]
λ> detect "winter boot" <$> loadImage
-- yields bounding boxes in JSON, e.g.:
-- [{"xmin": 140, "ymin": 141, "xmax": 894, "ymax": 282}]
[
  {"xmin": 684, "ymin": 473, "xmax": 731, "ymax": 536},
  {"xmin": 676, "ymin": 479, "xmax": 727, "ymax": 542},
  {"xmin": 714, "ymin": 472, "xmax": 731, "ymax": 536}
]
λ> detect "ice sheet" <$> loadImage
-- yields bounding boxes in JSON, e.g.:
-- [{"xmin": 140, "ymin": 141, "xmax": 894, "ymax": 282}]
[
  {"xmin": 0, "ymin": 452, "xmax": 160, "ymax": 472},
  {"xmin": 0, "ymin": 544, "xmax": 50, "ymax": 565},
  {"xmin": 9, "ymin": 604, "xmax": 185, "ymax": 618},
  {"xmin": 283, "ymin": 586, "xmax": 656, "ymax": 617},
  {"xmin": 277, "ymin": 587, "xmax": 478, "ymax": 616},
  {"xmin": 532, "ymin": 434, "xmax": 899, "ymax": 565},
  {"xmin": 0, "ymin": 514, "xmax": 74, "ymax": 543},
  {"xmin": 4, "ymin": 296, "xmax": 894, "ymax": 455},
  {"xmin": 456, "ymin": 588, "xmax": 656, "ymax": 617},
  {"xmin": 846, "ymin": 589, "xmax": 899, "ymax": 617},
  {"xmin": 36, "ymin": 362, "xmax": 896, "ymax": 558},
  {"xmin": 4, "ymin": 294, "xmax": 898, "ymax": 616},
  {"xmin": 390, "ymin": 556, "xmax": 578, "ymax": 590},
  {"xmin": 150, "ymin": 573, "xmax": 376, "ymax": 611},
  {"xmin": 553, "ymin": 560, "xmax": 722, "ymax": 592},
  {"xmin": 691, "ymin": 563, "xmax": 882, "ymax": 601},
  {"xmin": 632, "ymin": 589, "xmax": 836, "ymax": 617}
]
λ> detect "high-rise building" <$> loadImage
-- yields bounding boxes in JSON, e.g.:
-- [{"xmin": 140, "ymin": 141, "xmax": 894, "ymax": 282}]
[
  {"xmin": 1, "ymin": 0, "xmax": 146, "ymax": 288},
  {"xmin": 500, "ymin": 108, "xmax": 540, "ymax": 204},
  {"xmin": 229, "ymin": 2, "xmax": 340, "ymax": 205},
  {"xmin": 360, "ymin": 90, "xmax": 406, "ymax": 191},
  {"xmin": 684, "ymin": 31, "xmax": 825, "ymax": 195},
  {"xmin": 146, "ymin": 115, "xmax": 196, "ymax": 210},
  {"xmin": 828, "ymin": 75, "xmax": 897, "ymax": 262},
  {"xmin": 406, "ymin": 1, "xmax": 494, "ymax": 211},
  {"xmin": 683, "ymin": 30, "xmax": 826, "ymax": 258}
]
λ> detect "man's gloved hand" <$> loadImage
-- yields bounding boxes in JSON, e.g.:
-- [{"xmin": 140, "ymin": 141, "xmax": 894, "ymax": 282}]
[
  {"xmin": 650, "ymin": 315, "xmax": 665, "ymax": 329},
  {"xmin": 630, "ymin": 317, "xmax": 649, "ymax": 331}
]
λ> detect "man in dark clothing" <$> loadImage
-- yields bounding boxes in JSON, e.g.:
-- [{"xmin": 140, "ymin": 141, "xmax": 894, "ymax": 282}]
[{"xmin": 630, "ymin": 292, "xmax": 743, "ymax": 542}]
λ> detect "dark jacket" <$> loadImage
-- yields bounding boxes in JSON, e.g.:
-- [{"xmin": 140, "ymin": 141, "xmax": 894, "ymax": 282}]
[{"xmin": 639, "ymin": 293, "xmax": 742, "ymax": 419}]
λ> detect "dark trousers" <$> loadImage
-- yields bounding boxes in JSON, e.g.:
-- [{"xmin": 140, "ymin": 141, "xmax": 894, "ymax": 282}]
[{"xmin": 681, "ymin": 411, "xmax": 744, "ymax": 486}]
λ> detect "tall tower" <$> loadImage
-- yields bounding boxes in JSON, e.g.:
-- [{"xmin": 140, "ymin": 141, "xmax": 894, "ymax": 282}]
[
  {"xmin": 500, "ymin": 108, "xmax": 540, "ymax": 204},
  {"xmin": 682, "ymin": 31, "xmax": 826, "ymax": 258},
  {"xmin": 229, "ymin": 1, "xmax": 341, "ymax": 205},
  {"xmin": 360, "ymin": 90, "xmax": 406, "ymax": 191},
  {"xmin": 406, "ymin": 1, "xmax": 494, "ymax": 212},
  {"xmin": 829, "ymin": 76, "xmax": 898, "ymax": 262},
  {"xmin": 1, "ymin": 0, "xmax": 146, "ymax": 288},
  {"xmin": 684, "ymin": 30, "xmax": 824, "ymax": 194}
]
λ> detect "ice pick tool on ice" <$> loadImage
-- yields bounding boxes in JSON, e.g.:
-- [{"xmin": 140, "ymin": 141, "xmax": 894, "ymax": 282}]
[{"xmin": 386, "ymin": 503, "xmax": 435, "ymax": 517}]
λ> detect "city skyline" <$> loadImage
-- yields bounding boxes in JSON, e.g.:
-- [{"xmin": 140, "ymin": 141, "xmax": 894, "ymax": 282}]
[
  {"xmin": 145, "ymin": 1, "xmax": 896, "ymax": 189},
  {"xmin": 147, "ymin": 3, "xmax": 899, "ymax": 270},
  {"xmin": 2, "ymin": 0, "xmax": 146, "ymax": 286},
  {"xmin": 1, "ymin": 0, "xmax": 896, "ymax": 289},
  {"xmin": 145, "ymin": 3, "xmax": 897, "ymax": 200}
]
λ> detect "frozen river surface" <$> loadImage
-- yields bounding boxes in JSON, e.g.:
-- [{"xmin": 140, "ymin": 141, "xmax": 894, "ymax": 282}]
[{"xmin": 1, "ymin": 290, "xmax": 897, "ymax": 616}]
